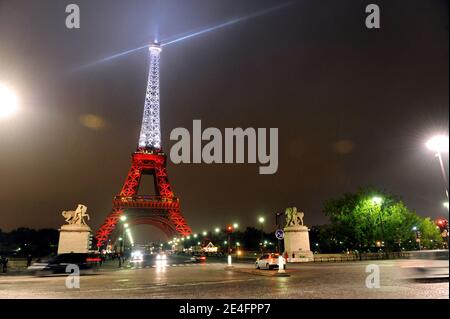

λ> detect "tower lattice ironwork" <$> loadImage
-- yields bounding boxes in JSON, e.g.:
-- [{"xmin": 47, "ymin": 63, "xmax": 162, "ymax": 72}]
[{"xmin": 96, "ymin": 43, "xmax": 192, "ymax": 249}]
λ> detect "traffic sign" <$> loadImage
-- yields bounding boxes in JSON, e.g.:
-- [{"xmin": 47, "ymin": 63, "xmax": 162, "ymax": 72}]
[{"xmin": 275, "ymin": 229, "xmax": 285, "ymax": 240}]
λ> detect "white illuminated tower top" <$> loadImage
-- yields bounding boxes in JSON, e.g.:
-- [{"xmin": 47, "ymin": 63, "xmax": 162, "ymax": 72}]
[{"xmin": 138, "ymin": 42, "xmax": 162, "ymax": 151}]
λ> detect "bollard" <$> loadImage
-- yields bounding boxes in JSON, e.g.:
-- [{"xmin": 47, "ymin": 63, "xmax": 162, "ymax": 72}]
[
  {"xmin": 278, "ymin": 256, "xmax": 286, "ymax": 274},
  {"xmin": 224, "ymin": 254, "xmax": 234, "ymax": 270}
]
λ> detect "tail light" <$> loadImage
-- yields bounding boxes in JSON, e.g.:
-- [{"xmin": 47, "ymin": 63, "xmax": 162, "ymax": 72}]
[
  {"xmin": 200, "ymin": 256, "xmax": 206, "ymax": 260},
  {"xmin": 86, "ymin": 257, "xmax": 101, "ymax": 262}
]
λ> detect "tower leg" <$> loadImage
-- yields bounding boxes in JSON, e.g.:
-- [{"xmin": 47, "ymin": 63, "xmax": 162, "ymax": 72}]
[
  {"xmin": 169, "ymin": 209, "xmax": 192, "ymax": 236},
  {"xmin": 95, "ymin": 208, "xmax": 125, "ymax": 249}
]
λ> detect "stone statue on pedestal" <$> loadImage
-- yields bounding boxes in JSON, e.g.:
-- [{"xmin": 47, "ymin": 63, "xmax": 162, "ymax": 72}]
[
  {"xmin": 57, "ymin": 204, "xmax": 92, "ymax": 255},
  {"xmin": 283, "ymin": 207, "xmax": 313, "ymax": 262}
]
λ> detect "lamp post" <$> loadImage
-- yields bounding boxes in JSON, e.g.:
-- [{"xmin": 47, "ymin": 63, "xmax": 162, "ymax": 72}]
[
  {"xmin": 275, "ymin": 212, "xmax": 284, "ymax": 253},
  {"xmin": 426, "ymin": 135, "xmax": 449, "ymax": 199},
  {"xmin": 371, "ymin": 196, "xmax": 387, "ymax": 257},
  {"xmin": 258, "ymin": 217, "xmax": 265, "ymax": 253},
  {"xmin": 412, "ymin": 226, "xmax": 421, "ymax": 250},
  {"xmin": 118, "ymin": 215, "xmax": 127, "ymax": 267}
]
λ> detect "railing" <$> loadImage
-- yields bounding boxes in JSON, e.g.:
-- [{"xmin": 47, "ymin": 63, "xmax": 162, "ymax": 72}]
[
  {"xmin": 313, "ymin": 252, "xmax": 412, "ymax": 262},
  {"xmin": 114, "ymin": 195, "xmax": 179, "ymax": 203}
]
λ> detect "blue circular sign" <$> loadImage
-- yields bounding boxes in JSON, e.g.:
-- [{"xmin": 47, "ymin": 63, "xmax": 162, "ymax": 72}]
[{"xmin": 275, "ymin": 229, "xmax": 285, "ymax": 240}]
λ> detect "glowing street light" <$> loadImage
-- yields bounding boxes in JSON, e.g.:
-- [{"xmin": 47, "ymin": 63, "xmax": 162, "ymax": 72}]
[
  {"xmin": 202, "ymin": 231, "xmax": 207, "ymax": 236},
  {"xmin": 0, "ymin": 84, "xmax": 18, "ymax": 119},
  {"xmin": 124, "ymin": 223, "xmax": 129, "ymax": 228},
  {"xmin": 258, "ymin": 217, "xmax": 265, "ymax": 224},
  {"xmin": 120, "ymin": 215, "xmax": 127, "ymax": 222},
  {"xmin": 214, "ymin": 227, "xmax": 220, "ymax": 233},
  {"xmin": 426, "ymin": 135, "xmax": 449, "ymax": 199},
  {"xmin": 233, "ymin": 223, "xmax": 239, "ymax": 229},
  {"xmin": 426, "ymin": 135, "xmax": 449, "ymax": 153},
  {"xmin": 372, "ymin": 196, "xmax": 383, "ymax": 205}
]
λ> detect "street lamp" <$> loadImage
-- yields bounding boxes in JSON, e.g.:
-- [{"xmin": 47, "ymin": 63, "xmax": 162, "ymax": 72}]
[
  {"xmin": 118, "ymin": 217, "xmax": 128, "ymax": 268},
  {"xmin": 275, "ymin": 211, "xmax": 284, "ymax": 253},
  {"xmin": 0, "ymin": 84, "xmax": 18, "ymax": 119},
  {"xmin": 426, "ymin": 135, "xmax": 449, "ymax": 199},
  {"xmin": 226, "ymin": 225, "xmax": 234, "ymax": 255},
  {"xmin": 412, "ymin": 226, "xmax": 421, "ymax": 250},
  {"xmin": 233, "ymin": 223, "xmax": 239, "ymax": 229},
  {"xmin": 258, "ymin": 216, "xmax": 265, "ymax": 253},
  {"xmin": 371, "ymin": 196, "xmax": 387, "ymax": 255},
  {"xmin": 372, "ymin": 196, "xmax": 383, "ymax": 205}
]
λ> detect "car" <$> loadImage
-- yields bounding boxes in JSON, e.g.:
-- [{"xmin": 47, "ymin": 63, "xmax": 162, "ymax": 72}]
[
  {"xmin": 28, "ymin": 253, "xmax": 102, "ymax": 275},
  {"xmin": 400, "ymin": 250, "xmax": 449, "ymax": 281},
  {"xmin": 190, "ymin": 254, "xmax": 207, "ymax": 263},
  {"xmin": 255, "ymin": 253, "xmax": 285, "ymax": 270},
  {"xmin": 130, "ymin": 250, "xmax": 144, "ymax": 263}
]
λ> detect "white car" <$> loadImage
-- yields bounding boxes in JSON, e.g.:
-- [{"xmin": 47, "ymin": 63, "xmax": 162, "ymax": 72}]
[
  {"xmin": 130, "ymin": 250, "xmax": 144, "ymax": 263},
  {"xmin": 255, "ymin": 253, "xmax": 285, "ymax": 270}
]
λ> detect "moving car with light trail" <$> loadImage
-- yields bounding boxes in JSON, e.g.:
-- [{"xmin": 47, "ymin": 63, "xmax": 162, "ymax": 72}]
[{"xmin": 28, "ymin": 253, "xmax": 101, "ymax": 275}]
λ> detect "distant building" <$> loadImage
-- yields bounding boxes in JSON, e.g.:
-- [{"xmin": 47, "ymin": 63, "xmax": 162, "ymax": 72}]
[{"xmin": 202, "ymin": 242, "xmax": 218, "ymax": 253}]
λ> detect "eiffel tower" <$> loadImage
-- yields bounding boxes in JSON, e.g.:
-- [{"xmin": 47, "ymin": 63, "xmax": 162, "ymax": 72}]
[{"xmin": 96, "ymin": 42, "xmax": 192, "ymax": 248}]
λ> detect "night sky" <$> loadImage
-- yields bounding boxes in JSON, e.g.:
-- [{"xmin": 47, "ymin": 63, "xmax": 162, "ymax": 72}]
[{"xmin": 0, "ymin": 0, "xmax": 448, "ymax": 242}]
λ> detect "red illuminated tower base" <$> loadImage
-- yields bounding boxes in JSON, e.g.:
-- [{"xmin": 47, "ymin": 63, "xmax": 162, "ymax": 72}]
[{"xmin": 95, "ymin": 151, "xmax": 192, "ymax": 248}]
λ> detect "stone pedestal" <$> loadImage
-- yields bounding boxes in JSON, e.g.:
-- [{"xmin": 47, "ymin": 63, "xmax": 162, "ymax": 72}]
[
  {"xmin": 57, "ymin": 224, "xmax": 91, "ymax": 254},
  {"xmin": 284, "ymin": 225, "xmax": 313, "ymax": 262}
]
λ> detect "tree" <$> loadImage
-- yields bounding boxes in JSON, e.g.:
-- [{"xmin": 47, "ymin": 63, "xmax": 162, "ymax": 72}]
[
  {"xmin": 323, "ymin": 187, "xmax": 433, "ymax": 252},
  {"xmin": 419, "ymin": 218, "xmax": 443, "ymax": 249}
]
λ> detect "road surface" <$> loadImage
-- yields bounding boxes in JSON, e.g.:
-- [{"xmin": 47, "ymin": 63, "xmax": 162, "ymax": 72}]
[{"xmin": 0, "ymin": 259, "xmax": 447, "ymax": 299}]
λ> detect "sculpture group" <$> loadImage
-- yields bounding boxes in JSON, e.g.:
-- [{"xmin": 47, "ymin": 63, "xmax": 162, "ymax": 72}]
[
  {"xmin": 285, "ymin": 207, "xmax": 304, "ymax": 227},
  {"xmin": 62, "ymin": 204, "xmax": 90, "ymax": 226}
]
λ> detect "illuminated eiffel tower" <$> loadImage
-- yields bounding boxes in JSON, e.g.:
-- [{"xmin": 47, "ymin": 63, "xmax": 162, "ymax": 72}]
[{"xmin": 96, "ymin": 42, "xmax": 192, "ymax": 248}]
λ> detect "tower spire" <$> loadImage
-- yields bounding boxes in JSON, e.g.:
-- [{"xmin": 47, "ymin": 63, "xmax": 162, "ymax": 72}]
[{"xmin": 138, "ymin": 42, "xmax": 162, "ymax": 151}]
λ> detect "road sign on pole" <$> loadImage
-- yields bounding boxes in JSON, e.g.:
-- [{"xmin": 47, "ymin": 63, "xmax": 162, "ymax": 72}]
[{"xmin": 275, "ymin": 229, "xmax": 285, "ymax": 240}]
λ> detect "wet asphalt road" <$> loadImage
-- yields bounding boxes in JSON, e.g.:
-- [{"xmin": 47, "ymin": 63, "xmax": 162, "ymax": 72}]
[{"xmin": 0, "ymin": 259, "xmax": 447, "ymax": 299}]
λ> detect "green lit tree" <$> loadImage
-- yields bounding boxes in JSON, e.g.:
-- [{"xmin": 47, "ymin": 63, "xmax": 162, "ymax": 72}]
[{"xmin": 323, "ymin": 187, "xmax": 440, "ymax": 252}]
